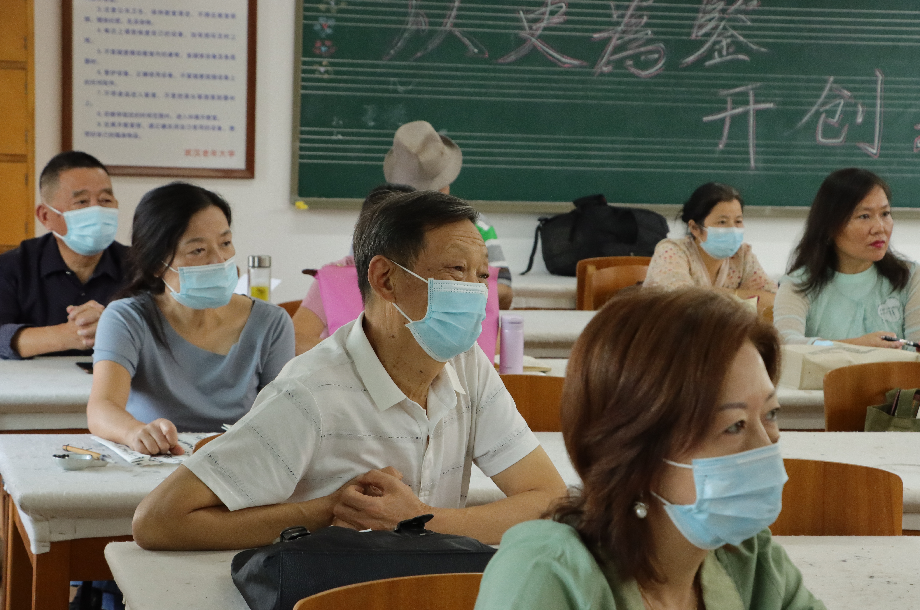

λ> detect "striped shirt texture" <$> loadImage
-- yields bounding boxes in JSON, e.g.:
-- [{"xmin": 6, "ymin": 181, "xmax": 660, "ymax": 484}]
[{"xmin": 185, "ymin": 313, "xmax": 538, "ymax": 511}]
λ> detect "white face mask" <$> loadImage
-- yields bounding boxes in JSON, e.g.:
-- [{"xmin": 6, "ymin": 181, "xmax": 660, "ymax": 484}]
[
  {"xmin": 698, "ymin": 226, "xmax": 744, "ymax": 259},
  {"xmin": 389, "ymin": 260, "xmax": 488, "ymax": 362},
  {"xmin": 163, "ymin": 258, "xmax": 238, "ymax": 309},
  {"xmin": 48, "ymin": 205, "xmax": 119, "ymax": 255},
  {"xmin": 652, "ymin": 442, "xmax": 787, "ymax": 550}
]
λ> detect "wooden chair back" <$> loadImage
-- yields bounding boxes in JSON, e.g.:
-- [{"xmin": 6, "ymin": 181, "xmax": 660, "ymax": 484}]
[
  {"xmin": 500, "ymin": 374, "xmax": 564, "ymax": 432},
  {"xmin": 823, "ymin": 361, "xmax": 920, "ymax": 431},
  {"xmin": 293, "ymin": 573, "xmax": 483, "ymax": 610},
  {"xmin": 576, "ymin": 256, "xmax": 652, "ymax": 310},
  {"xmin": 770, "ymin": 459, "xmax": 902, "ymax": 536},
  {"xmin": 583, "ymin": 265, "xmax": 648, "ymax": 310},
  {"xmin": 279, "ymin": 300, "xmax": 301, "ymax": 318}
]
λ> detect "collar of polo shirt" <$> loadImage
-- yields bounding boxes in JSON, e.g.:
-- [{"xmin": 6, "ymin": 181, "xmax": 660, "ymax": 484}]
[{"xmin": 345, "ymin": 312, "xmax": 467, "ymax": 416}]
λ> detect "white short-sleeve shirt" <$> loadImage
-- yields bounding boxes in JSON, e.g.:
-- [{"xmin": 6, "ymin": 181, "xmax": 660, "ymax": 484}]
[{"xmin": 185, "ymin": 313, "xmax": 540, "ymax": 511}]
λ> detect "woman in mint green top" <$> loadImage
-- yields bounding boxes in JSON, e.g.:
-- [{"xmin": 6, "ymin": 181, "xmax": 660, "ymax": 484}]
[
  {"xmin": 774, "ymin": 168, "xmax": 920, "ymax": 347},
  {"xmin": 475, "ymin": 288, "xmax": 825, "ymax": 610}
]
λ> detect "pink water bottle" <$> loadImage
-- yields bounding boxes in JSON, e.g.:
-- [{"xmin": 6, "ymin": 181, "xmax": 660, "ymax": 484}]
[{"xmin": 499, "ymin": 315, "xmax": 524, "ymax": 374}]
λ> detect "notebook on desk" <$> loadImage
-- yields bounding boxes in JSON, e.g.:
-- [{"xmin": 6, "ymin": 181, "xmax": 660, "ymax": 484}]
[{"xmin": 89, "ymin": 433, "xmax": 217, "ymax": 466}]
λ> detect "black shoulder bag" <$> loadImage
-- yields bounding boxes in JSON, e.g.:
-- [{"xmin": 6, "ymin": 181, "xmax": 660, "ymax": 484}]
[
  {"xmin": 523, "ymin": 193, "xmax": 669, "ymax": 276},
  {"xmin": 230, "ymin": 515, "xmax": 496, "ymax": 610}
]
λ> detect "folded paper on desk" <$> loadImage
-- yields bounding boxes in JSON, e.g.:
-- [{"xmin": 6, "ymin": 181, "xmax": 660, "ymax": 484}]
[
  {"xmin": 91, "ymin": 433, "xmax": 216, "ymax": 466},
  {"xmin": 779, "ymin": 343, "xmax": 920, "ymax": 390}
]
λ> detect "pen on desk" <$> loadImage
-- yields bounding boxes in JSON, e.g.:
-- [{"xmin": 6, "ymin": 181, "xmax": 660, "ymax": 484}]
[
  {"xmin": 62, "ymin": 445, "xmax": 103, "ymax": 460},
  {"xmin": 882, "ymin": 336, "xmax": 920, "ymax": 349}
]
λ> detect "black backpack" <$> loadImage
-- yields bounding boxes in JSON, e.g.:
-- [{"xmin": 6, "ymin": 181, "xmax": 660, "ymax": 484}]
[{"xmin": 523, "ymin": 194, "xmax": 669, "ymax": 276}]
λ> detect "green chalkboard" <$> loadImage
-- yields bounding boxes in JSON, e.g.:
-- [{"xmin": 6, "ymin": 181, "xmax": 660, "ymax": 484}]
[{"xmin": 295, "ymin": 1, "xmax": 920, "ymax": 208}]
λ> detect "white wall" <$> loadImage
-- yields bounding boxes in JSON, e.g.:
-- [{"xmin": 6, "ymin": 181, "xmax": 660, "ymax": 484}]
[{"xmin": 34, "ymin": 0, "xmax": 920, "ymax": 303}]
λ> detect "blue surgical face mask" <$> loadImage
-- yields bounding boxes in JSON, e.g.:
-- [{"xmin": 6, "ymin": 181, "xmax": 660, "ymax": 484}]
[
  {"xmin": 164, "ymin": 258, "xmax": 238, "ymax": 310},
  {"xmin": 48, "ymin": 205, "xmax": 119, "ymax": 256},
  {"xmin": 698, "ymin": 226, "xmax": 744, "ymax": 260},
  {"xmin": 390, "ymin": 260, "xmax": 488, "ymax": 362},
  {"xmin": 652, "ymin": 442, "xmax": 787, "ymax": 550}
]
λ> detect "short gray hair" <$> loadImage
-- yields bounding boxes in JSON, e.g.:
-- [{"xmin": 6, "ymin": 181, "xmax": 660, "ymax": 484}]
[{"xmin": 353, "ymin": 190, "xmax": 479, "ymax": 302}]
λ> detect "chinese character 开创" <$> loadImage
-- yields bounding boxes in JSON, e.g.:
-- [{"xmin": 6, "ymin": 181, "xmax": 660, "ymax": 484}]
[
  {"xmin": 592, "ymin": 0, "xmax": 665, "ymax": 78},
  {"xmin": 681, "ymin": 0, "xmax": 766, "ymax": 68},
  {"xmin": 384, "ymin": 0, "xmax": 487, "ymax": 61},
  {"xmin": 702, "ymin": 83, "xmax": 775, "ymax": 169},
  {"xmin": 796, "ymin": 69, "xmax": 884, "ymax": 158},
  {"xmin": 497, "ymin": 0, "xmax": 586, "ymax": 68}
]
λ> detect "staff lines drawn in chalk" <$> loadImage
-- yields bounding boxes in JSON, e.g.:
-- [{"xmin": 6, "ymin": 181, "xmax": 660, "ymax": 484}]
[
  {"xmin": 300, "ymin": 63, "xmax": 920, "ymax": 86},
  {"xmin": 305, "ymin": 4, "xmax": 920, "ymax": 21},
  {"xmin": 299, "ymin": 129, "xmax": 920, "ymax": 150},
  {"xmin": 298, "ymin": 158, "xmax": 920, "ymax": 177},
  {"xmin": 300, "ymin": 77, "xmax": 901, "ymax": 97},
  {"xmin": 297, "ymin": 146, "xmax": 920, "ymax": 164}
]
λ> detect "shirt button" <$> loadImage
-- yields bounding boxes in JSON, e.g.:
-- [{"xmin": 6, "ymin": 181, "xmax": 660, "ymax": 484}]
[{"xmin": 80, "ymin": 293, "xmax": 86, "ymax": 297}]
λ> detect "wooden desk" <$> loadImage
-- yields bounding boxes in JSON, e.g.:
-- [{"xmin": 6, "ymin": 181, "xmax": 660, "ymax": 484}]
[
  {"xmin": 0, "ymin": 357, "xmax": 93, "ymax": 431},
  {"xmin": 473, "ymin": 432, "xmax": 920, "ymax": 530},
  {"xmin": 515, "ymin": 310, "xmax": 595, "ymax": 358},
  {"xmin": 774, "ymin": 387, "xmax": 825, "ymax": 430},
  {"xmin": 0, "ymin": 434, "xmax": 180, "ymax": 610},
  {"xmin": 537, "ymin": 360, "xmax": 824, "ymax": 430},
  {"xmin": 103, "ymin": 536, "xmax": 920, "ymax": 610},
  {"xmin": 511, "ymin": 273, "xmax": 577, "ymax": 310},
  {"xmin": 0, "ymin": 431, "xmax": 559, "ymax": 610}
]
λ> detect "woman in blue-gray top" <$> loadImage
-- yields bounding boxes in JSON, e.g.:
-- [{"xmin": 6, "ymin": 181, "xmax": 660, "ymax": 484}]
[
  {"xmin": 88, "ymin": 182, "xmax": 295, "ymax": 455},
  {"xmin": 773, "ymin": 168, "xmax": 920, "ymax": 347}
]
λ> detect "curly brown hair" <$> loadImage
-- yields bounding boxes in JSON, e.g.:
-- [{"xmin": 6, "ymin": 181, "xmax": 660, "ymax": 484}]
[{"xmin": 552, "ymin": 287, "xmax": 780, "ymax": 584}]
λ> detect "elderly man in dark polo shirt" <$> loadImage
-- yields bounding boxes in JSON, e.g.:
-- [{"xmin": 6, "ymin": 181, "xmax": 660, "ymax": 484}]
[{"xmin": 0, "ymin": 151, "xmax": 127, "ymax": 360}]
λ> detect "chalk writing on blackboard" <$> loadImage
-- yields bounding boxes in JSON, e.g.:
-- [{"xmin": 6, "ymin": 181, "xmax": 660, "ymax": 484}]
[
  {"xmin": 498, "ymin": 0, "xmax": 586, "ymax": 68},
  {"xmin": 681, "ymin": 0, "xmax": 767, "ymax": 68},
  {"xmin": 702, "ymin": 84, "xmax": 776, "ymax": 169},
  {"xmin": 795, "ymin": 69, "xmax": 884, "ymax": 158},
  {"xmin": 591, "ymin": 0, "xmax": 665, "ymax": 78},
  {"xmin": 298, "ymin": 0, "xmax": 920, "ymax": 208},
  {"xmin": 385, "ymin": 0, "xmax": 487, "ymax": 61},
  {"xmin": 383, "ymin": 0, "xmax": 765, "ymax": 79}
]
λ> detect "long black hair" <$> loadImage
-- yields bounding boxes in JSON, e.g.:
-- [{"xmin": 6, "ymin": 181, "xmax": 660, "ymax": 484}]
[
  {"xmin": 119, "ymin": 182, "xmax": 233, "ymax": 346},
  {"xmin": 788, "ymin": 168, "xmax": 908, "ymax": 295}
]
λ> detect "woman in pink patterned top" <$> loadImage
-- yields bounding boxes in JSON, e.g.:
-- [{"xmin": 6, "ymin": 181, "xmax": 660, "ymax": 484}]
[{"xmin": 644, "ymin": 183, "xmax": 777, "ymax": 314}]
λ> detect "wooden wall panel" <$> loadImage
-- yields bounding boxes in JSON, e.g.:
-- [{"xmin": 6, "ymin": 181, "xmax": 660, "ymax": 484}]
[
  {"xmin": 0, "ymin": 163, "xmax": 30, "ymax": 248},
  {"xmin": 0, "ymin": 0, "xmax": 33, "ymax": 251},
  {"xmin": 0, "ymin": 70, "xmax": 28, "ymax": 156},
  {"xmin": 0, "ymin": 0, "xmax": 27, "ymax": 62}
]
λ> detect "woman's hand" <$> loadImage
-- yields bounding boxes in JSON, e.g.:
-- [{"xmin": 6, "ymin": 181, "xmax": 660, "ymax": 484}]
[
  {"xmin": 128, "ymin": 418, "xmax": 185, "ymax": 455},
  {"xmin": 839, "ymin": 331, "xmax": 904, "ymax": 349}
]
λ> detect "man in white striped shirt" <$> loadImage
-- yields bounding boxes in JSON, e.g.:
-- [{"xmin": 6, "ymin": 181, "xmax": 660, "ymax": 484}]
[{"xmin": 133, "ymin": 190, "xmax": 565, "ymax": 550}]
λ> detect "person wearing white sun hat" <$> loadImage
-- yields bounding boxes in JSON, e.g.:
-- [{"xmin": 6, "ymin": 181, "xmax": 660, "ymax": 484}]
[{"xmin": 384, "ymin": 120, "xmax": 514, "ymax": 309}]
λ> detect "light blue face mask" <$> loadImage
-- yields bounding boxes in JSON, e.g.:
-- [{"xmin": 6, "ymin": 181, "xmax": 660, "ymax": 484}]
[
  {"xmin": 164, "ymin": 258, "xmax": 238, "ymax": 310},
  {"xmin": 652, "ymin": 442, "xmax": 788, "ymax": 550},
  {"xmin": 698, "ymin": 226, "xmax": 744, "ymax": 260},
  {"xmin": 390, "ymin": 260, "xmax": 488, "ymax": 362},
  {"xmin": 48, "ymin": 205, "xmax": 119, "ymax": 256}
]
